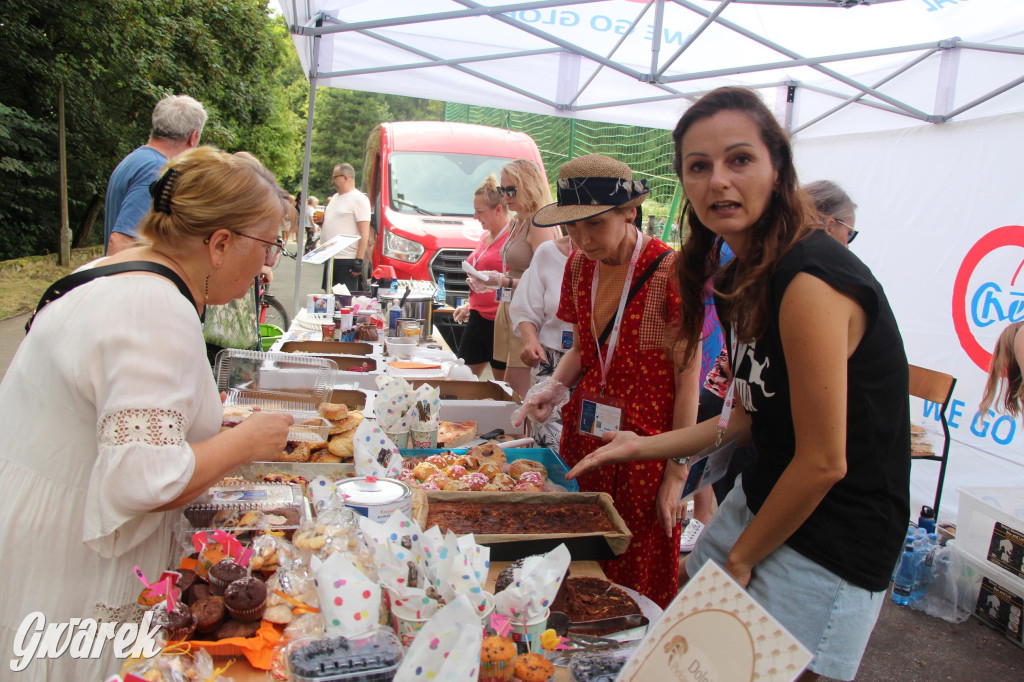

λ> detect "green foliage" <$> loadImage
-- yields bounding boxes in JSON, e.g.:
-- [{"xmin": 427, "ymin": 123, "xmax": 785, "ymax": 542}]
[{"xmin": 0, "ymin": 0, "xmax": 303, "ymax": 260}]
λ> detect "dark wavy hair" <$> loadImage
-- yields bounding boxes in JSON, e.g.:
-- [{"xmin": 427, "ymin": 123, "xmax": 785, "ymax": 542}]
[{"xmin": 671, "ymin": 87, "xmax": 815, "ymax": 368}]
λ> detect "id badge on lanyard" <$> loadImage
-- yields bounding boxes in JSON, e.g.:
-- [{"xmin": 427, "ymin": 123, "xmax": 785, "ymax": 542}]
[
  {"xmin": 577, "ymin": 229, "xmax": 644, "ymax": 439},
  {"xmin": 560, "ymin": 330, "xmax": 574, "ymax": 351},
  {"xmin": 497, "ymin": 287, "xmax": 513, "ymax": 303}
]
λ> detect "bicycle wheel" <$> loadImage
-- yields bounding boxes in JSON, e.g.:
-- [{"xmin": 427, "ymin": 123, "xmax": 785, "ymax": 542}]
[{"xmin": 261, "ymin": 294, "xmax": 290, "ymax": 331}]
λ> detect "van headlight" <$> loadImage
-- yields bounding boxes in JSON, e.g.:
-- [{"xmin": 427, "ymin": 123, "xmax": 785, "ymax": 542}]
[{"xmin": 382, "ymin": 229, "xmax": 425, "ymax": 263}]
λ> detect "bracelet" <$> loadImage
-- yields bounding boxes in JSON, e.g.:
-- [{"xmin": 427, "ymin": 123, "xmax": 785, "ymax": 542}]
[{"xmin": 671, "ymin": 457, "xmax": 689, "ymax": 466}]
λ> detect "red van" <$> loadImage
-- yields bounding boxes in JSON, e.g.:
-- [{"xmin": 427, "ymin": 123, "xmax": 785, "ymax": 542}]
[{"xmin": 362, "ymin": 121, "xmax": 546, "ymax": 304}]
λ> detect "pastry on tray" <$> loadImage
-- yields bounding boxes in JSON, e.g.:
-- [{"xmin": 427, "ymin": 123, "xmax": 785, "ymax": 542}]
[{"xmin": 426, "ymin": 501, "xmax": 615, "ymax": 535}]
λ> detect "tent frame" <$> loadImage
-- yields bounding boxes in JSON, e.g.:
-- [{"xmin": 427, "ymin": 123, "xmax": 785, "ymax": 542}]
[{"xmin": 287, "ymin": 0, "xmax": 1024, "ymax": 310}]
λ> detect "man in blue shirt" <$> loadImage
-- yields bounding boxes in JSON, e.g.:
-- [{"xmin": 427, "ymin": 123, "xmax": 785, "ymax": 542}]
[{"xmin": 103, "ymin": 95, "xmax": 207, "ymax": 254}]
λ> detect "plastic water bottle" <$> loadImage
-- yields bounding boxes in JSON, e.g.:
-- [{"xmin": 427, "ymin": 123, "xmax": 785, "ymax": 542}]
[
  {"xmin": 892, "ymin": 543, "xmax": 916, "ymax": 606},
  {"xmin": 434, "ymin": 274, "xmax": 447, "ymax": 306},
  {"xmin": 918, "ymin": 506, "xmax": 936, "ymax": 534},
  {"xmin": 911, "ymin": 532, "xmax": 937, "ymax": 603},
  {"xmin": 389, "ymin": 279, "xmax": 399, "ymax": 295}
]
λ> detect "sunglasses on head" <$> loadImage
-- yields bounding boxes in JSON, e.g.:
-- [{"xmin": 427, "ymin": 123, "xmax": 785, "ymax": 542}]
[
  {"xmin": 497, "ymin": 185, "xmax": 517, "ymax": 198},
  {"xmin": 835, "ymin": 218, "xmax": 858, "ymax": 244}
]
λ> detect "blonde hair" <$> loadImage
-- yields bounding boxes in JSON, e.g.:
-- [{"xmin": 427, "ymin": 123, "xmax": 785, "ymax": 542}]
[
  {"xmin": 501, "ymin": 159, "xmax": 551, "ymax": 224},
  {"xmin": 139, "ymin": 146, "xmax": 288, "ymax": 245},
  {"xmin": 980, "ymin": 322, "xmax": 1024, "ymax": 418},
  {"xmin": 475, "ymin": 174, "xmax": 508, "ymax": 212}
]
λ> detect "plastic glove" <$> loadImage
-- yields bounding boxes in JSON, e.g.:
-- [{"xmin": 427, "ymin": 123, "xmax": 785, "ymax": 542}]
[
  {"xmin": 467, "ymin": 270, "xmax": 503, "ymax": 293},
  {"xmin": 511, "ymin": 377, "xmax": 571, "ymax": 427},
  {"xmin": 452, "ymin": 303, "xmax": 470, "ymax": 324}
]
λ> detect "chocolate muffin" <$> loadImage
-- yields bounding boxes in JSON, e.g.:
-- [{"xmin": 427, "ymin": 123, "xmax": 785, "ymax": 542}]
[
  {"xmin": 191, "ymin": 596, "xmax": 226, "ymax": 634},
  {"xmin": 175, "ymin": 568, "xmax": 197, "ymax": 596},
  {"xmin": 223, "ymin": 577, "xmax": 267, "ymax": 621},
  {"xmin": 186, "ymin": 582, "xmax": 213, "ymax": 605},
  {"xmin": 152, "ymin": 602, "xmax": 196, "ymax": 641},
  {"xmin": 209, "ymin": 559, "xmax": 247, "ymax": 595},
  {"xmin": 215, "ymin": 618, "xmax": 261, "ymax": 640}
]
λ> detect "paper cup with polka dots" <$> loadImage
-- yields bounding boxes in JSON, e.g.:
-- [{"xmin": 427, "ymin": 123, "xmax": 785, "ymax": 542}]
[
  {"xmin": 391, "ymin": 600, "xmax": 432, "ymax": 649},
  {"xmin": 310, "ymin": 552, "xmax": 381, "ymax": 640}
]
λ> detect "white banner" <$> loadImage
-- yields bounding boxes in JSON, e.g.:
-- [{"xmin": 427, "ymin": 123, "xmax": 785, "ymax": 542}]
[{"xmin": 794, "ymin": 111, "xmax": 1024, "ymax": 522}]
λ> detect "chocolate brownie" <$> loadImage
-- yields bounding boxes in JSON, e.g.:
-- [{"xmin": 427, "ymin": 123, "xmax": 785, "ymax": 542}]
[{"xmin": 426, "ymin": 502, "xmax": 615, "ymax": 535}]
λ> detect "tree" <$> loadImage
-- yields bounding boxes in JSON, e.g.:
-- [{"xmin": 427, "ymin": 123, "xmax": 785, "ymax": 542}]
[{"xmin": 0, "ymin": 0, "xmax": 303, "ymax": 260}]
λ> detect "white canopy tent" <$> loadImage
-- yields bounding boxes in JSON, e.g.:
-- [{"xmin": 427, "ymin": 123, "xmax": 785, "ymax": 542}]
[{"xmin": 279, "ymin": 0, "xmax": 1024, "ymax": 519}]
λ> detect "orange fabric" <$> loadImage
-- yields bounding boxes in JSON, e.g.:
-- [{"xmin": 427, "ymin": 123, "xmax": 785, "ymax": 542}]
[{"xmin": 175, "ymin": 621, "xmax": 282, "ymax": 670}]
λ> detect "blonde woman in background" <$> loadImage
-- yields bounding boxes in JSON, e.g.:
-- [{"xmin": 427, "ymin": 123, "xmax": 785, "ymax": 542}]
[
  {"xmin": 467, "ymin": 159, "xmax": 559, "ymax": 398},
  {"xmin": 454, "ymin": 175, "xmax": 513, "ymax": 377},
  {"xmin": 980, "ymin": 322, "xmax": 1024, "ymax": 423},
  {"xmin": 0, "ymin": 147, "xmax": 294, "ymax": 680}
]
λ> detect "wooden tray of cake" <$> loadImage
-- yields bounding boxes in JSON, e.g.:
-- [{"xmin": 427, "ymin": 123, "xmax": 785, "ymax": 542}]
[{"xmin": 412, "ymin": 491, "xmax": 632, "ymax": 561}]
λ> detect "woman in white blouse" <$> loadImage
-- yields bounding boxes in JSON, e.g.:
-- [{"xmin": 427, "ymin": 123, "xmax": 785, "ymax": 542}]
[
  {"xmin": 0, "ymin": 147, "xmax": 294, "ymax": 680},
  {"xmin": 509, "ymin": 235, "xmax": 574, "ymax": 452}
]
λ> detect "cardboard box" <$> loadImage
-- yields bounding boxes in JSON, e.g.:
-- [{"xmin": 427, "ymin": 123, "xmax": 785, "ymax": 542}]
[
  {"xmin": 412, "ymin": 491, "xmax": 631, "ymax": 562},
  {"xmin": 280, "ymin": 340, "xmax": 376, "ymax": 356},
  {"xmin": 406, "ymin": 379, "xmax": 523, "ymax": 435},
  {"xmin": 328, "ymin": 388, "xmax": 377, "ymax": 418}
]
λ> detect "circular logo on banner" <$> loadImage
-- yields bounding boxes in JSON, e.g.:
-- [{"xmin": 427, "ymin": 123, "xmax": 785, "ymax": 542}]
[{"xmin": 951, "ymin": 225, "xmax": 1024, "ymax": 370}]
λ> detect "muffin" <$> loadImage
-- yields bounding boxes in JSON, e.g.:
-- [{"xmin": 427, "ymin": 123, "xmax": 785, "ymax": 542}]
[
  {"xmin": 152, "ymin": 602, "xmax": 196, "ymax": 642},
  {"xmin": 186, "ymin": 582, "xmax": 213, "ymax": 605},
  {"xmin": 209, "ymin": 559, "xmax": 247, "ymax": 595},
  {"xmin": 215, "ymin": 618, "xmax": 261, "ymax": 640},
  {"xmin": 191, "ymin": 596, "xmax": 226, "ymax": 634},
  {"xmin": 223, "ymin": 577, "xmax": 267, "ymax": 621},
  {"xmin": 513, "ymin": 653, "xmax": 554, "ymax": 682},
  {"xmin": 480, "ymin": 635, "xmax": 517, "ymax": 682},
  {"xmin": 175, "ymin": 568, "xmax": 198, "ymax": 596}
]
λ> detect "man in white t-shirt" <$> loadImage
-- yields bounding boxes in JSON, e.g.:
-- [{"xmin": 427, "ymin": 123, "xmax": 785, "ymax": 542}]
[{"xmin": 320, "ymin": 163, "xmax": 371, "ymax": 292}]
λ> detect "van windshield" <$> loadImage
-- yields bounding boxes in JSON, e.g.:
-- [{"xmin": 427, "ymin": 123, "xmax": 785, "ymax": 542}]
[{"xmin": 388, "ymin": 152, "xmax": 514, "ymax": 216}]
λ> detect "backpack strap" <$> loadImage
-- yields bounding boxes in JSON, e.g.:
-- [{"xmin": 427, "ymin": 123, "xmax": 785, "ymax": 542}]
[
  {"xmin": 596, "ymin": 249, "xmax": 672, "ymax": 347},
  {"xmin": 26, "ymin": 261, "xmax": 197, "ymax": 333}
]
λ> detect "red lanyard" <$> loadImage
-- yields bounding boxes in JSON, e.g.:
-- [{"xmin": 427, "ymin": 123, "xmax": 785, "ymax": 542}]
[{"xmin": 590, "ymin": 229, "xmax": 644, "ymax": 390}]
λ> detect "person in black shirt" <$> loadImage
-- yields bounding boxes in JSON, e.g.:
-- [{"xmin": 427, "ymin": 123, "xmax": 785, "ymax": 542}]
[{"xmin": 567, "ymin": 87, "xmax": 910, "ymax": 682}]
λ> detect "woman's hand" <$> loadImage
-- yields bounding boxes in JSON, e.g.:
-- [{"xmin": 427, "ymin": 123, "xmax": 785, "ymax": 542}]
[
  {"xmin": 511, "ymin": 377, "xmax": 570, "ymax": 427},
  {"xmin": 452, "ymin": 303, "xmax": 470, "ymax": 324},
  {"xmin": 520, "ymin": 339, "xmax": 546, "ymax": 368},
  {"xmin": 656, "ymin": 460, "xmax": 687, "ymax": 538},
  {"xmin": 235, "ymin": 412, "xmax": 294, "ymax": 462},
  {"xmin": 565, "ymin": 430, "xmax": 643, "ymax": 480},
  {"xmin": 468, "ymin": 271, "xmax": 503, "ymax": 293},
  {"xmin": 725, "ymin": 556, "xmax": 753, "ymax": 588}
]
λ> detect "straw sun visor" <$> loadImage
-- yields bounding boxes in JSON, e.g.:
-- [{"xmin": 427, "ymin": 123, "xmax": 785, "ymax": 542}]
[{"xmin": 532, "ymin": 154, "xmax": 649, "ymax": 227}]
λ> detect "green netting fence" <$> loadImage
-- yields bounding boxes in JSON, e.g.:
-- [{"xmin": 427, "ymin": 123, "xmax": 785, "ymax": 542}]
[{"xmin": 444, "ymin": 103, "xmax": 683, "ymax": 245}]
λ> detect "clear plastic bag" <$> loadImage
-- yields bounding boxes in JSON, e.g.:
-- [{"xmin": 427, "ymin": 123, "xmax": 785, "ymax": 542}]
[{"xmin": 909, "ymin": 544, "xmax": 971, "ymax": 623}]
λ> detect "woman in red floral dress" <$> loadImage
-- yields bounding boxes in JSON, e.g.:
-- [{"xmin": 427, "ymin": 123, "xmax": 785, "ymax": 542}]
[{"xmin": 519, "ymin": 155, "xmax": 701, "ymax": 608}]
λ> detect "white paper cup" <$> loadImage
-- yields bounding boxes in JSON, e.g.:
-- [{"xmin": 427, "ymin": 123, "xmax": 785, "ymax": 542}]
[
  {"xmin": 384, "ymin": 428, "xmax": 409, "ymax": 449},
  {"xmin": 476, "ymin": 591, "xmax": 495, "ymax": 635},
  {"xmin": 410, "ymin": 426, "xmax": 438, "ymax": 449},
  {"xmin": 391, "ymin": 603, "xmax": 430, "ymax": 649},
  {"xmin": 508, "ymin": 608, "xmax": 550, "ymax": 652}
]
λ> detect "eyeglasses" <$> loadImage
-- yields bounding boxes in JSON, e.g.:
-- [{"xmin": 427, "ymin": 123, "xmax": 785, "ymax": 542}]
[
  {"xmin": 497, "ymin": 185, "xmax": 517, "ymax": 198},
  {"xmin": 232, "ymin": 231, "xmax": 285, "ymax": 265},
  {"xmin": 835, "ymin": 218, "xmax": 858, "ymax": 244}
]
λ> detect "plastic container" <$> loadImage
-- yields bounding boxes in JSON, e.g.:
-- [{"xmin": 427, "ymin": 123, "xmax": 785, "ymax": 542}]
[
  {"xmin": 570, "ymin": 649, "xmax": 632, "ymax": 682},
  {"xmin": 215, "ymin": 349, "xmax": 338, "ymax": 442},
  {"xmin": 181, "ymin": 481, "xmax": 306, "ymax": 530},
  {"xmin": 955, "ymin": 487, "xmax": 1024, "ymax": 581},
  {"xmin": 259, "ymin": 323, "xmax": 284, "ymax": 352},
  {"xmin": 948, "ymin": 541, "xmax": 1024, "ymax": 648},
  {"xmin": 288, "ymin": 629, "xmax": 403, "ymax": 681}
]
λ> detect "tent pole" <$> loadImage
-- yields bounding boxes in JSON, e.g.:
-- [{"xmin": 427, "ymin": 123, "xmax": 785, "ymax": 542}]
[
  {"xmin": 293, "ymin": 27, "xmax": 323, "ymax": 317},
  {"xmin": 649, "ymin": 0, "xmax": 665, "ymax": 78},
  {"xmin": 663, "ymin": 184, "xmax": 682, "ymax": 244}
]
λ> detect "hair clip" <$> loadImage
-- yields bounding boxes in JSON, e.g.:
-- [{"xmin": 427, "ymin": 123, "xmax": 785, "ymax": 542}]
[{"xmin": 149, "ymin": 168, "xmax": 180, "ymax": 214}]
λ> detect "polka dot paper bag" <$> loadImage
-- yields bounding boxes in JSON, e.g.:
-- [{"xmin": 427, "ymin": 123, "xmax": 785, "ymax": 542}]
[{"xmin": 310, "ymin": 551, "xmax": 381, "ymax": 640}]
